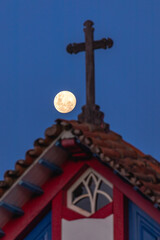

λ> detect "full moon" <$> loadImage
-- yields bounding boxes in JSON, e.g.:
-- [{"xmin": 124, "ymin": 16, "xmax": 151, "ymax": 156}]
[{"xmin": 54, "ymin": 91, "xmax": 76, "ymax": 113}]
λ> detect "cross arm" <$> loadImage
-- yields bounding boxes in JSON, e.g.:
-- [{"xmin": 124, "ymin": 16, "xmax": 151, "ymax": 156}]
[
  {"xmin": 66, "ymin": 38, "xmax": 113, "ymax": 54},
  {"xmin": 93, "ymin": 38, "xmax": 113, "ymax": 50},
  {"xmin": 66, "ymin": 42, "xmax": 85, "ymax": 54}
]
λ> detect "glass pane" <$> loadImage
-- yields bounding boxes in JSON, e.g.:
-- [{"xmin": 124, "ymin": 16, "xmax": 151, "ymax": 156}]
[
  {"xmin": 72, "ymin": 183, "xmax": 87, "ymax": 201},
  {"xmin": 96, "ymin": 194, "xmax": 110, "ymax": 211},
  {"xmin": 88, "ymin": 177, "xmax": 96, "ymax": 196},
  {"xmin": 99, "ymin": 181, "xmax": 113, "ymax": 199},
  {"xmin": 75, "ymin": 197, "xmax": 91, "ymax": 213}
]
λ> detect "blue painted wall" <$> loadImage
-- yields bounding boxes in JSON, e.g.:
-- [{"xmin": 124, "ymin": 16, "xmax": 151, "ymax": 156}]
[
  {"xmin": 24, "ymin": 212, "xmax": 51, "ymax": 240},
  {"xmin": 129, "ymin": 202, "xmax": 160, "ymax": 240}
]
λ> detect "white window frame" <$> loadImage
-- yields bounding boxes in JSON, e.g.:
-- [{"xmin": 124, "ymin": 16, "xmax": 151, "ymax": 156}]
[{"xmin": 67, "ymin": 168, "xmax": 113, "ymax": 217}]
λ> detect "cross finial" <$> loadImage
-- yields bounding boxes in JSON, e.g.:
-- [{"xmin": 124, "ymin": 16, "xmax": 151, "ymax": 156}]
[{"xmin": 67, "ymin": 20, "xmax": 113, "ymax": 127}]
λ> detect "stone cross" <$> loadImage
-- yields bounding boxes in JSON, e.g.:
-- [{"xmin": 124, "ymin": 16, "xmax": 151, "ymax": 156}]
[{"xmin": 67, "ymin": 20, "xmax": 113, "ymax": 126}]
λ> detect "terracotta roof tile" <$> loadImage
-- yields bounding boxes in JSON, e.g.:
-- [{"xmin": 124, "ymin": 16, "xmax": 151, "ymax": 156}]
[
  {"xmin": 100, "ymin": 147, "xmax": 121, "ymax": 159},
  {"xmin": 3, "ymin": 170, "xmax": 19, "ymax": 186},
  {"xmin": 15, "ymin": 160, "xmax": 30, "ymax": 175}
]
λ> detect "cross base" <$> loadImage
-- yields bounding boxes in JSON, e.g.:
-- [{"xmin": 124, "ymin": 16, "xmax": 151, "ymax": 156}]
[{"xmin": 78, "ymin": 104, "xmax": 109, "ymax": 131}]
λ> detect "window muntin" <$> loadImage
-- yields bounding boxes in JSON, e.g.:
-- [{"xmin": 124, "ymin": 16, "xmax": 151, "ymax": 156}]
[{"xmin": 67, "ymin": 168, "xmax": 113, "ymax": 217}]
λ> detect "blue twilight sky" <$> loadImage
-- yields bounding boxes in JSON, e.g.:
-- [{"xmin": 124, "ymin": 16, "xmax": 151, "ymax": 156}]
[{"xmin": 0, "ymin": 0, "xmax": 160, "ymax": 179}]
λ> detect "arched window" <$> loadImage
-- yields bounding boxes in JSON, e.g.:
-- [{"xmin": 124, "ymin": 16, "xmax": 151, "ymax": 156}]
[{"xmin": 67, "ymin": 168, "xmax": 113, "ymax": 217}]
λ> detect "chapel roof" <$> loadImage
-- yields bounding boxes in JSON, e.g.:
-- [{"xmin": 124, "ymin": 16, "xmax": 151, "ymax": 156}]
[{"xmin": 0, "ymin": 118, "xmax": 160, "ymax": 210}]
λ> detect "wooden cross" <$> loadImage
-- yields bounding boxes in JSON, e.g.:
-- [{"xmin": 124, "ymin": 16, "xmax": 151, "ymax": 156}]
[{"xmin": 67, "ymin": 20, "xmax": 113, "ymax": 126}]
